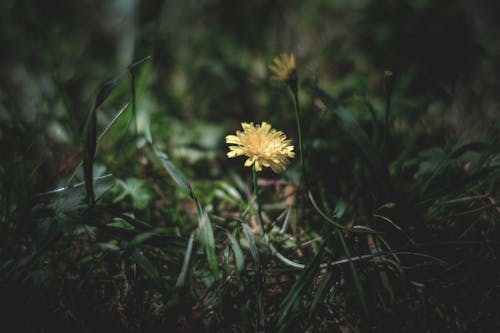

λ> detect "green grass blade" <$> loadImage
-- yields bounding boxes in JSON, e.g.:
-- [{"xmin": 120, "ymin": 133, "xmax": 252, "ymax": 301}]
[
  {"xmin": 82, "ymin": 102, "xmax": 98, "ymax": 205},
  {"xmin": 66, "ymin": 103, "xmax": 130, "ymax": 188},
  {"xmin": 151, "ymin": 141, "xmax": 218, "ymax": 280},
  {"xmin": 420, "ymin": 142, "xmax": 489, "ymax": 195},
  {"xmin": 70, "ymin": 58, "xmax": 151, "ymax": 192},
  {"xmin": 98, "ymin": 103, "xmax": 131, "ymax": 142},
  {"xmin": 308, "ymin": 271, "xmax": 333, "ymax": 320},
  {"xmin": 338, "ymin": 232, "xmax": 369, "ymax": 319},
  {"xmin": 81, "ymin": 74, "xmax": 126, "ymax": 205},
  {"xmin": 129, "ymin": 248, "xmax": 161, "ymax": 287},
  {"xmin": 308, "ymin": 191, "xmax": 374, "ymax": 234},
  {"xmin": 153, "ymin": 145, "xmax": 194, "ymax": 198},
  {"xmin": 195, "ymin": 198, "xmax": 219, "ymax": 280},
  {"xmin": 242, "ymin": 223, "xmax": 264, "ymax": 331},
  {"xmin": 221, "ymin": 227, "xmax": 245, "ymax": 273},
  {"xmin": 176, "ymin": 231, "xmax": 195, "ymax": 288},
  {"xmin": 128, "ymin": 56, "xmax": 151, "ymax": 136},
  {"xmin": 94, "ymin": 75, "xmax": 124, "ymax": 109},
  {"xmin": 242, "ymin": 223, "xmax": 260, "ymax": 265},
  {"xmin": 127, "ymin": 55, "xmax": 152, "ymax": 72},
  {"xmin": 129, "ymin": 64, "xmax": 137, "ymax": 135},
  {"xmin": 275, "ymin": 243, "xmax": 325, "ymax": 329},
  {"xmin": 128, "ymin": 229, "xmax": 162, "ymax": 248}
]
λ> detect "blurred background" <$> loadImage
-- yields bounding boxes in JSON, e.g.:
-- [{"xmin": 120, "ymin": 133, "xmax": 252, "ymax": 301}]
[{"xmin": 2, "ymin": 0, "xmax": 500, "ymax": 189}]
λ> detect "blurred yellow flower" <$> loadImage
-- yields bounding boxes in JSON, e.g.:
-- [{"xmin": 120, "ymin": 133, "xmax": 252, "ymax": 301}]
[
  {"xmin": 268, "ymin": 52, "xmax": 296, "ymax": 83},
  {"xmin": 226, "ymin": 122, "xmax": 295, "ymax": 173}
]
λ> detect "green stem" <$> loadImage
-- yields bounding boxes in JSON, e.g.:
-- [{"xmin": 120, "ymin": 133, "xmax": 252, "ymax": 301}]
[
  {"xmin": 251, "ymin": 167, "xmax": 266, "ymax": 332},
  {"xmin": 252, "ymin": 167, "xmax": 264, "ymax": 234},
  {"xmin": 291, "ymin": 85, "xmax": 306, "ymax": 228},
  {"xmin": 129, "ymin": 67, "xmax": 138, "ymax": 137},
  {"xmin": 252, "ymin": 167, "xmax": 308, "ymax": 270},
  {"xmin": 291, "ymin": 87, "xmax": 306, "ymax": 186}
]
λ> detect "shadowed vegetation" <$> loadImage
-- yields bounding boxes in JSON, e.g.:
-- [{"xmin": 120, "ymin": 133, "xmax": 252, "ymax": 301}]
[{"xmin": 1, "ymin": 0, "xmax": 499, "ymax": 332}]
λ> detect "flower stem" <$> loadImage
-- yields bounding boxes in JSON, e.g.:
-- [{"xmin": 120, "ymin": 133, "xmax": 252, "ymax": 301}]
[
  {"xmin": 252, "ymin": 166, "xmax": 264, "ymax": 234},
  {"xmin": 290, "ymin": 84, "xmax": 306, "ymax": 227},
  {"xmin": 291, "ymin": 86, "xmax": 306, "ymax": 187}
]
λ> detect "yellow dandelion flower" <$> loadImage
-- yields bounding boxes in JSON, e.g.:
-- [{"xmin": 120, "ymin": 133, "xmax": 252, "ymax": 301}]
[
  {"xmin": 268, "ymin": 52, "xmax": 297, "ymax": 83},
  {"xmin": 226, "ymin": 122, "xmax": 295, "ymax": 173}
]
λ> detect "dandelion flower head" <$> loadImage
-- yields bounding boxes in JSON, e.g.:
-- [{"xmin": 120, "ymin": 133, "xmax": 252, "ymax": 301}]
[
  {"xmin": 226, "ymin": 122, "xmax": 295, "ymax": 173},
  {"xmin": 268, "ymin": 52, "xmax": 297, "ymax": 83}
]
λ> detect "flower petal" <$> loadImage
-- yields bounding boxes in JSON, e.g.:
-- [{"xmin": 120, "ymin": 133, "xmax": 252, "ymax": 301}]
[
  {"xmin": 244, "ymin": 157, "xmax": 255, "ymax": 167},
  {"xmin": 225, "ymin": 135, "xmax": 241, "ymax": 144}
]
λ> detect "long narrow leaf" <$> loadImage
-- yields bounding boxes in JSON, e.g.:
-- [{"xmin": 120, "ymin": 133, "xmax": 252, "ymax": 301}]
[
  {"xmin": 308, "ymin": 271, "xmax": 333, "ymax": 320},
  {"xmin": 420, "ymin": 142, "xmax": 489, "ymax": 195},
  {"xmin": 338, "ymin": 232, "xmax": 369, "ymax": 319},
  {"xmin": 242, "ymin": 223, "xmax": 260, "ymax": 265},
  {"xmin": 275, "ymin": 243, "xmax": 325, "ymax": 329},
  {"xmin": 81, "ymin": 74, "xmax": 125, "ymax": 204},
  {"xmin": 126, "ymin": 56, "xmax": 152, "ymax": 136},
  {"xmin": 130, "ymin": 248, "xmax": 161, "ymax": 286},
  {"xmin": 308, "ymin": 192, "xmax": 373, "ymax": 234},
  {"xmin": 71, "ymin": 58, "xmax": 150, "ymax": 193},
  {"xmin": 176, "ymin": 231, "xmax": 195, "ymax": 288},
  {"xmin": 242, "ymin": 223, "xmax": 264, "ymax": 331},
  {"xmin": 153, "ymin": 146, "xmax": 194, "ymax": 198},
  {"xmin": 195, "ymin": 198, "xmax": 219, "ymax": 279},
  {"xmin": 152, "ymin": 143, "xmax": 218, "ymax": 280},
  {"xmin": 67, "ymin": 103, "xmax": 130, "ymax": 188},
  {"xmin": 94, "ymin": 75, "xmax": 124, "ymax": 110},
  {"xmin": 82, "ymin": 104, "xmax": 97, "ymax": 205},
  {"xmin": 221, "ymin": 227, "xmax": 245, "ymax": 273}
]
